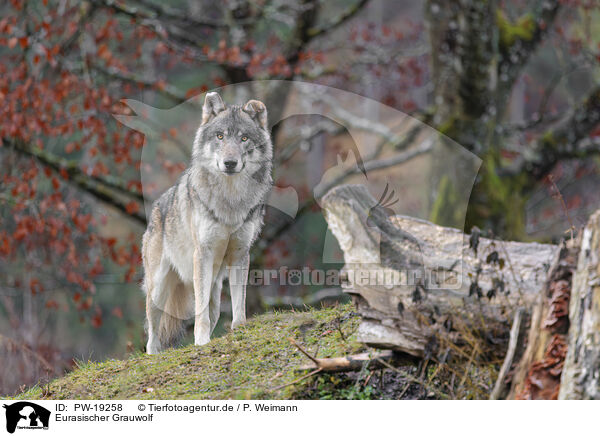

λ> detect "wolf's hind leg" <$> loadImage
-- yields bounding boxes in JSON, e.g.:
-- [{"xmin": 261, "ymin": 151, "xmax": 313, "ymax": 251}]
[
  {"xmin": 147, "ymin": 261, "xmax": 188, "ymax": 353},
  {"xmin": 158, "ymin": 268, "xmax": 189, "ymax": 348},
  {"xmin": 146, "ymin": 259, "xmax": 170, "ymax": 354},
  {"xmin": 146, "ymin": 293, "xmax": 162, "ymax": 355},
  {"xmin": 209, "ymin": 266, "xmax": 226, "ymax": 335}
]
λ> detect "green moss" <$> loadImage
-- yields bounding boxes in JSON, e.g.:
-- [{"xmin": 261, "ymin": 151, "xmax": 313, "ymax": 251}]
[
  {"xmin": 430, "ymin": 175, "xmax": 463, "ymax": 228},
  {"xmin": 466, "ymin": 153, "xmax": 529, "ymax": 240},
  {"xmin": 541, "ymin": 130, "xmax": 559, "ymax": 148},
  {"xmin": 437, "ymin": 116, "xmax": 459, "ymax": 138},
  {"xmin": 4, "ymin": 304, "xmax": 367, "ymax": 400},
  {"xmin": 497, "ymin": 10, "xmax": 535, "ymax": 48}
]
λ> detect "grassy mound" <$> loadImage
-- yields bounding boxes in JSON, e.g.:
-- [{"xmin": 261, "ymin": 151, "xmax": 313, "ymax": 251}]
[
  {"xmin": 7, "ymin": 302, "xmax": 499, "ymax": 400},
  {"xmin": 7, "ymin": 303, "xmax": 381, "ymax": 400}
]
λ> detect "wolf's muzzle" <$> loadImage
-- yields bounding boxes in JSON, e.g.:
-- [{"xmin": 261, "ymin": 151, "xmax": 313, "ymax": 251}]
[
  {"xmin": 224, "ymin": 160, "xmax": 238, "ymax": 171},
  {"xmin": 222, "ymin": 160, "xmax": 244, "ymax": 175}
]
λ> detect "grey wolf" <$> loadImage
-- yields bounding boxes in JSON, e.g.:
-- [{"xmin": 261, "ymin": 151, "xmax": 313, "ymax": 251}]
[{"xmin": 142, "ymin": 92, "xmax": 273, "ymax": 354}]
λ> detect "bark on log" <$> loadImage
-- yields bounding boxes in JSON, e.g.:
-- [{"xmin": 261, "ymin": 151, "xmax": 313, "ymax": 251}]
[
  {"xmin": 321, "ymin": 184, "xmax": 557, "ymax": 357},
  {"xmin": 507, "ymin": 240, "xmax": 578, "ymax": 400},
  {"xmin": 559, "ymin": 211, "xmax": 600, "ymax": 399}
]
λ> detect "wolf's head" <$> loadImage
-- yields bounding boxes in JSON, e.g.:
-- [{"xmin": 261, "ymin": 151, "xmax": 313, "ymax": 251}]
[{"xmin": 192, "ymin": 92, "xmax": 273, "ymax": 177}]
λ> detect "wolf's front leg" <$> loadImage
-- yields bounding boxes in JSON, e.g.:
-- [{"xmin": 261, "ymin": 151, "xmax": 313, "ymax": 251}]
[
  {"xmin": 193, "ymin": 247, "xmax": 213, "ymax": 346},
  {"xmin": 229, "ymin": 251, "xmax": 249, "ymax": 330}
]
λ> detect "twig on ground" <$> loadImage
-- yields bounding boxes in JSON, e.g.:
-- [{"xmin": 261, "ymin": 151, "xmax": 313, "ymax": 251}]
[
  {"xmin": 397, "ymin": 381, "xmax": 411, "ymax": 399},
  {"xmin": 297, "ymin": 351, "xmax": 394, "ymax": 372},
  {"xmin": 490, "ymin": 307, "xmax": 525, "ymax": 400},
  {"xmin": 288, "ymin": 337, "xmax": 320, "ymax": 366},
  {"xmin": 289, "ymin": 337, "xmax": 394, "ymax": 372},
  {"xmin": 334, "ymin": 317, "xmax": 346, "ymax": 342}
]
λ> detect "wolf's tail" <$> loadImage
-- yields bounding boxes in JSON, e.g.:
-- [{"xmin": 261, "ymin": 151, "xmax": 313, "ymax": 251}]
[{"xmin": 157, "ymin": 282, "xmax": 189, "ymax": 347}]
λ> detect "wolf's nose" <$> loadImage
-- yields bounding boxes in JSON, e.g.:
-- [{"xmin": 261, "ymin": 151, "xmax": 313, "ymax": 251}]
[{"xmin": 224, "ymin": 160, "xmax": 238, "ymax": 170}]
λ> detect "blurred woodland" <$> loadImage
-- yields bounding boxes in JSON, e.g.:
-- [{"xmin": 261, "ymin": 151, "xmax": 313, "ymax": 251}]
[{"xmin": 1, "ymin": 0, "xmax": 600, "ymax": 396}]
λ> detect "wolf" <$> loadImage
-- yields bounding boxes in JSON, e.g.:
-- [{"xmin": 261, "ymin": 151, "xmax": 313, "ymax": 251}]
[{"xmin": 142, "ymin": 92, "xmax": 273, "ymax": 354}]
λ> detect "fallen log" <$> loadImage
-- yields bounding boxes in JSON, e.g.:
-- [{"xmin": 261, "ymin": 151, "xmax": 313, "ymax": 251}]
[{"xmin": 321, "ymin": 184, "xmax": 557, "ymax": 358}]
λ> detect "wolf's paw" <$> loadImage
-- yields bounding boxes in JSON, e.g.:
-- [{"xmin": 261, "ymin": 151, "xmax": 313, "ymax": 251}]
[
  {"xmin": 194, "ymin": 336, "xmax": 210, "ymax": 346},
  {"xmin": 146, "ymin": 340, "xmax": 161, "ymax": 355},
  {"xmin": 231, "ymin": 318, "xmax": 246, "ymax": 330}
]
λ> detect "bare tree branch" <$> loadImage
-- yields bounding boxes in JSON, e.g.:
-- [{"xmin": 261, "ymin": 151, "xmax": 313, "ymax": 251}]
[
  {"xmin": 128, "ymin": 0, "xmax": 233, "ymax": 29},
  {"xmin": 306, "ymin": 0, "xmax": 370, "ymax": 39},
  {"xmin": 313, "ymin": 136, "xmax": 434, "ymax": 198},
  {"xmin": 90, "ymin": 0, "xmax": 231, "ymax": 59},
  {"xmin": 6, "ymin": 138, "xmax": 146, "ymax": 225},
  {"xmin": 301, "ymin": 91, "xmax": 418, "ymax": 146},
  {"xmin": 504, "ymin": 86, "xmax": 600, "ymax": 179},
  {"xmin": 90, "ymin": 63, "xmax": 188, "ymax": 104}
]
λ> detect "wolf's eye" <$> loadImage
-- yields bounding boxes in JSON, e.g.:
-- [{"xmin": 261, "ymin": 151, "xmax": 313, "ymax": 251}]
[
  {"xmin": 216, "ymin": 133, "xmax": 224, "ymax": 140},
  {"xmin": 241, "ymin": 136, "xmax": 248, "ymax": 142}
]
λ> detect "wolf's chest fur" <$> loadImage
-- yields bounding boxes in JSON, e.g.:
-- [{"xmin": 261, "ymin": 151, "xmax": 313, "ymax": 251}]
[
  {"xmin": 161, "ymin": 169, "xmax": 267, "ymax": 283},
  {"xmin": 192, "ymin": 167, "xmax": 269, "ymax": 227}
]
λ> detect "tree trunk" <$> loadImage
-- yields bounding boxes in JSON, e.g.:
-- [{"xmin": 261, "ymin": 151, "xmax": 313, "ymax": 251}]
[
  {"xmin": 559, "ymin": 211, "xmax": 600, "ymax": 399},
  {"xmin": 507, "ymin": 239, "xmax": 578, "ymax": 399}
]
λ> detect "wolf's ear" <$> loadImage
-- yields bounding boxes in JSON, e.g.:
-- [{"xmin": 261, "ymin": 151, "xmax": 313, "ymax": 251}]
[
  {"xmin": 242, "ymin": 100, "xmax": 268, "ymax": 130},
  {"xmin": 201, "ymin": 92, "xmax": 226, "ymax": 125}
]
